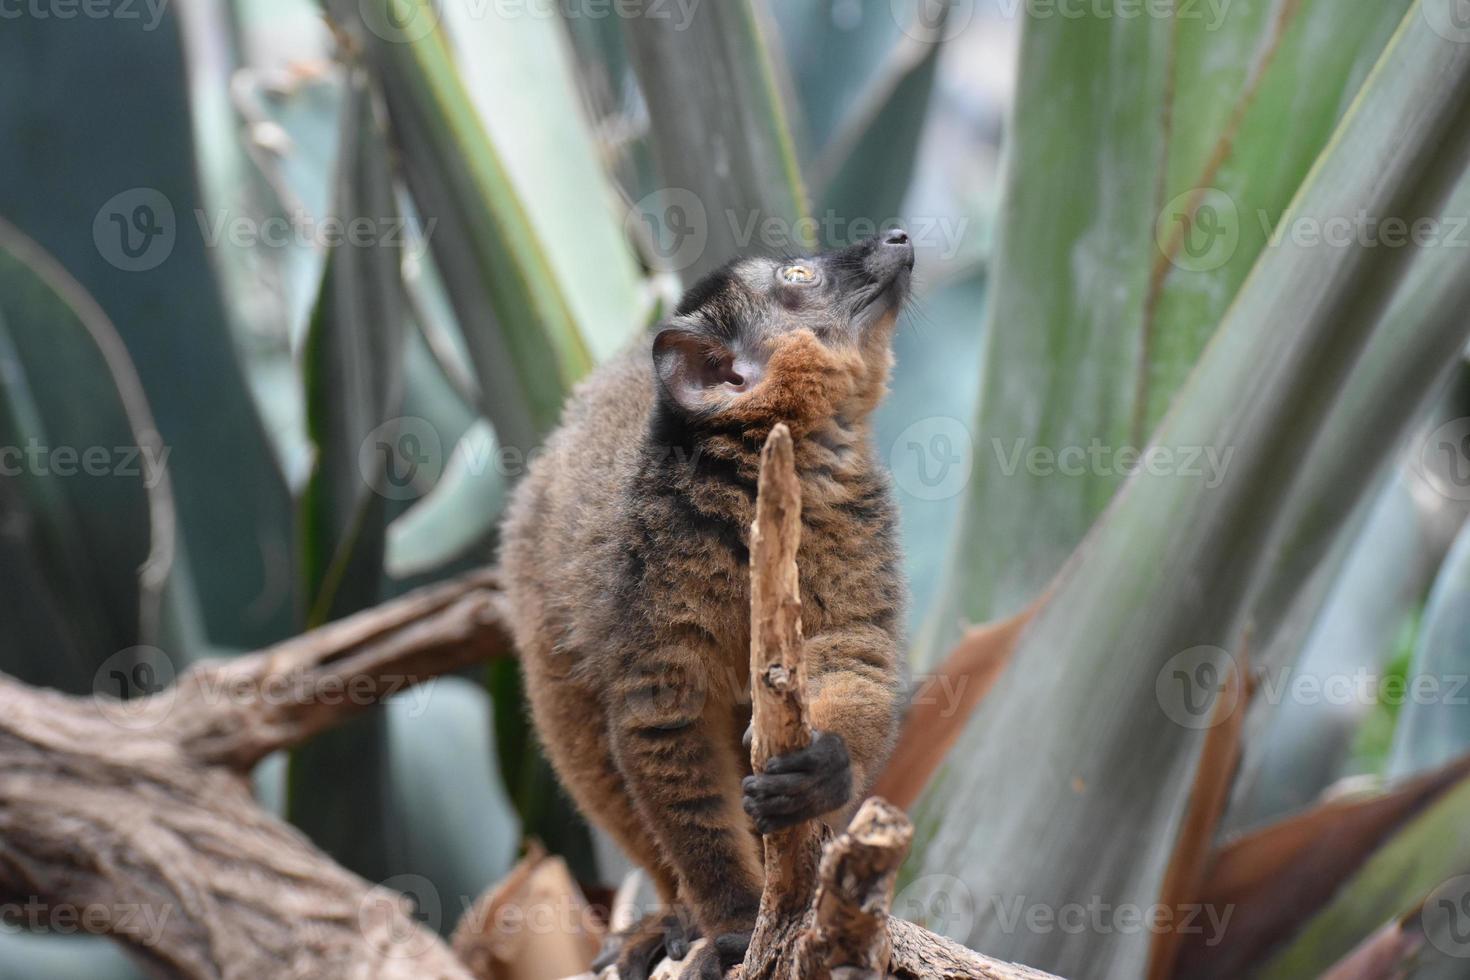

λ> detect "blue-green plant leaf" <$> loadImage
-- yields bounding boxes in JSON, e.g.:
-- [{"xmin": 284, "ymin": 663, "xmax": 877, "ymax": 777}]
[
  {"xmin": 0, "ymin": 9, "xmax": 297, "ymax": 649},
  {"xmin": 910, "ymin": 8, "xmax": 1470, "ymax": 976},
  {"xmin": 443, "ymin": 0, "xmax": 647, "ymax": 364},
  {"xmin": 622, "ymin": 0, "xmax": 812, "ymax": 283},
  {"xmin": 931, "ymin": 0, "xmax": 1413, "ymax": 667},
  {"xmin": 289, "ymin": 68, "xmax": 406, "ymax": 885},
  {"xmin": 1388, "ymin": 517, "xmax": 1470, "ymax": 778},
  {"xmin": 0, "ymin": 222, "xmax": 174, "ymax": 689}
]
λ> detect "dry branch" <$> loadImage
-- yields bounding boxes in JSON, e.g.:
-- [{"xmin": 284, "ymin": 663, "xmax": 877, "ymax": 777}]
[
  {"xmin": 736, "ymin": 425, "xmax": 1061, "ymax": 980},
  {"xmin": 748, "ymin": 423, "xmax": 821, "ymax": 922},
  {"xmin": 0, "ymin": 570, "xmax": 508, "ymax": 980}
]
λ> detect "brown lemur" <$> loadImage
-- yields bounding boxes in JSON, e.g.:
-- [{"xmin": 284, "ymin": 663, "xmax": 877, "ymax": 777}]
[{"xmin": 500, "ymin": 231, "xmax": 913, "ymax": 979}]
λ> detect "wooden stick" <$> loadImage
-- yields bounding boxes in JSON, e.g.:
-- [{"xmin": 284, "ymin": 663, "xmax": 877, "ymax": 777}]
[
  {"xmin": 737, "ymin": 426, "xmax": 1064, "ymax": 980},
  {"xmin": 747, "ymin": 423, "xmax": 821, "ymax": 922}
]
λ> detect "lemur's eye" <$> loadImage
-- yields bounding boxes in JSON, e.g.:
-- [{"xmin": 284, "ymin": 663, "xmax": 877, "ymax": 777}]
[{"xmin": 779, "ymin": 264, "xmax": 817, "ymax": 285}]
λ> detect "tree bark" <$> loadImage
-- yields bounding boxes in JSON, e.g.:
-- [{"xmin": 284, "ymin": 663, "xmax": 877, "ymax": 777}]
[{"xmin": 0, "ymin": 570, "xmax": 506, "ymax": 979}]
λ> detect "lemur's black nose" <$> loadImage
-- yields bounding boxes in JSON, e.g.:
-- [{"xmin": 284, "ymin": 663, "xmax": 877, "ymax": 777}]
[{"xmin": 879, "ymin": 228, "xmax": 914, "ymax": 270}]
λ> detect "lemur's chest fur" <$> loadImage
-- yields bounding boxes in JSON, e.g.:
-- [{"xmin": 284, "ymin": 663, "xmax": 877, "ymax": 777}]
[{"xmin": 621, "ymin": 416, "xmax": 900, "ymax": 690}]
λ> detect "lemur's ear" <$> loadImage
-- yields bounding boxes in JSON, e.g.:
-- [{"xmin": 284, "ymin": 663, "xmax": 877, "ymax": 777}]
[{"xmin": 653, "ymin": 327, "xmax": 749, "ymax": 414}]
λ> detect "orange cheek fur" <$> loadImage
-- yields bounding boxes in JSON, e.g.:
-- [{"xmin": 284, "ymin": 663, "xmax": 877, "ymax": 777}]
[{"xmin": 718, "ymin": 330, "xmax": 876, "ymax": 436}]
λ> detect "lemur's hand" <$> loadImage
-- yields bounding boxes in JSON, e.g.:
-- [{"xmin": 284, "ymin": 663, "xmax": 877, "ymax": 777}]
[{"xmin": 740, "ymin": 729, "xmax": 852, "ymax": 834}]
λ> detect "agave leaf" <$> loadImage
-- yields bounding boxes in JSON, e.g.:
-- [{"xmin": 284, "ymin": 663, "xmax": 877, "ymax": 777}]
[
  {"xmin": 770, "ymin": 0, "xmax": 942, "ymax": 228},
  {"xmin": 181, "ymin": 0, "xmax": 341, "ymax": 491},
  {"xmin": 622, "ymin": 0, "xmax": 811, "ymax": 282},
  {"xmin": 205, "ymin": 67, "xmax": 343, "ymax": 491},
  {"xmin": 0, "ymin": 9, "xmax": 296, "ymax": 649},
  {"xmin": 1142, "ymin": 0, "xmax": 1413, "ymax": 428},
  {"xmin": 443, "ymin": 0, "xmax": 646, "ymax": 364},
  {"xmin": 872, "ymin": 599, "xmax": 1038, "ymax": 810},
  {"xmin": 1387, "ymin": 518, "xmax": 1470, "ymax": 778},
  {"xmin": 932, "ymin": 0, "xmax": 1413, "ymax": 665},
  {"xmin": 1148, "ymin": 643, "xmax": 1249, "ymax": 980},
  {"xmin": 1229, "ymin": 470, "xmax": 1448, "ymax": 828},
  {"xmin": 298, "ymin": 70, "xmax": 404, "ymax": 625},
  {"xmin": 910, "ymin": 8, "xmax": 1470, "ymax": 976},
  {"xmin": 289, "ymin": 69, "xmax": 405, "ymax": 884},
  {"xmin": 0, "ymin": 223, "xmax": 173, "ymax": 686},
  {"xmin": 1256, "ymin": 775, "xmax": 1470, "ymax": 978},
  {"xmin": 808, "ymin": 14, "xmax": 945, "ymax": 233},
  {"xmin": 331, "ymin": 0, "xmax": 597, "ymax": 451},
  {"xmin": 1179, "ymin": 753, "xmax": 1470, "ymax": 980}
]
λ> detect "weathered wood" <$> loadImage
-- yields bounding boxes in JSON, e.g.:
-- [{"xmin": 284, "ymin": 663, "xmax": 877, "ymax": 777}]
[
  {"xmin": 0, "ymin": 570, "xmax": 508, "ymax": 980},
  {"xmin": 737, "ymin": 426, "xmax": 1064, "ymax": 980},
  {"xmin": 792, "ymin": 798, "xmax": 909, "ymax": 978},
  {"xmin": 747, "ymin": 423, "xmax": 821, "ymax": 927}
]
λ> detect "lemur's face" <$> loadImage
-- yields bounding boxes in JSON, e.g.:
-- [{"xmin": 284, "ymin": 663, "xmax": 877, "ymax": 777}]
[{"xmin": 653, "ymin": 232, "xmax": 914, "ymax": 429}]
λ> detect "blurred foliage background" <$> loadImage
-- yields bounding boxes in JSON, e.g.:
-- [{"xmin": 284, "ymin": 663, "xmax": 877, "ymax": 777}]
[{"xmin": 2, "ymin": 0, "xmax": 1470, "ymax": 977}]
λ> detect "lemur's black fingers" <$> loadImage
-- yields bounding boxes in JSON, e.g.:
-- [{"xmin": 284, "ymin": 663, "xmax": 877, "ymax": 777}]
[
  {"xmin": 761, "ymin": 729, "xmax": 849, "ymax": 775},
  {"xmin": 741, "ymin": 730, "xmax": 852, "ymax": 832},
  {"xmin": 688, "ymin": 931, "xmax": 753, "ymax": 979}
]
